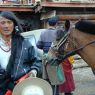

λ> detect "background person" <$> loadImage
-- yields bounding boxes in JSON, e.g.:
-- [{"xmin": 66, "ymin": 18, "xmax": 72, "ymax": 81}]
[
  {"xmin": 36, "ymin": 16, "xmax": 59, "ymax": 53},
  {"xmin": 0, "ymin": 10, "xmax": 42, "ymax": 95},
  {"xmin": 59, "ymin": 59, "xmax": 75, "ymax": 95},
  {"xmin": 36, "ymin": 16, "xmax": 59, "ymax": 95}
]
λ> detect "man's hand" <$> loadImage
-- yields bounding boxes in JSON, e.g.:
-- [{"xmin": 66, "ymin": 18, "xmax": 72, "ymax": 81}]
[{"xmin": 29, "ymin": 70, "xmax": 37, "ymax": 77}]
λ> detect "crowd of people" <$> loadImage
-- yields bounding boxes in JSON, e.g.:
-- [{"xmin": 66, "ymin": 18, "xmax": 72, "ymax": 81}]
[{"xmin": 0, "ymin": 10, "xmax": 75, "ymax": 95}]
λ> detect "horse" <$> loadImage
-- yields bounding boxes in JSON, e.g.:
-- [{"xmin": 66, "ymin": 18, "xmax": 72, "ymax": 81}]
[{"xmin": 48, "ymin": 19, "xmax": 95, "ymax": 74}]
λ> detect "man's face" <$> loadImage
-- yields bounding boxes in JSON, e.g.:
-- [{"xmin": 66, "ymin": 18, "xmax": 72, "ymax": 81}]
[{"xmin": 0, "ymin": 16, "xmax": 14, "ymax": 36}]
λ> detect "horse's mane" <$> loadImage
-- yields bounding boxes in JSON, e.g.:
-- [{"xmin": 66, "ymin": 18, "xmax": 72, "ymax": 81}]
[{"xmin": 75, "ymin": 20, "xmax": 95, "ymax": 34}]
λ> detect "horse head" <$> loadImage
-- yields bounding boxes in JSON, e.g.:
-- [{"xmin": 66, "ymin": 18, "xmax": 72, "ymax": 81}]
[
  {"xmin": 53, "ymin": 20, "xmax": 95, "ymax": 74},
  {"xmin": 50, "ymin": 21, "xmax": 76, "ymax": 61}
]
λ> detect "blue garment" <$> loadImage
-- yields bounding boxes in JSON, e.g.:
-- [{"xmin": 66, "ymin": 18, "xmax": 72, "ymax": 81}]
[
  {"xmin": 48, "ymin": 16, "xmax": 59, "ymax": 26},
  {"xmin": 36, "ymin": 28, "xmax": 56, "ymax": 53}
]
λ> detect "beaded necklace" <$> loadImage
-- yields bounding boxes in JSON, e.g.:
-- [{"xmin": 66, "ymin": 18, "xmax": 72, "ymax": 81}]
[
  {"xmin": 0, "ymin": 37, "xmax": 11, "ymax": 52},
  {"xmin": 0, "ymin": 46, "xmax": 11, "ymax": 52}
]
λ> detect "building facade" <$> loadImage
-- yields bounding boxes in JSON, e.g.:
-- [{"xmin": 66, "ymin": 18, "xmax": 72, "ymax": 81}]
[
  {"xmin": 0, "ymin": 0, "xmax": 95, "ymax": 29},
  {"xmin": 40, "ymin": 0, "xmax": 95, "ymax": 27}
]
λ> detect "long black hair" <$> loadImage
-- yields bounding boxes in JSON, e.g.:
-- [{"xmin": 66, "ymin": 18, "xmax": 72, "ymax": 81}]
[
  {"xmin": 2, "ymin": 11, "xmax": 24, "ymax": 75},
  {"xmin": 0, "ymin": 10, "xmax": 23, "ymax": 34}
]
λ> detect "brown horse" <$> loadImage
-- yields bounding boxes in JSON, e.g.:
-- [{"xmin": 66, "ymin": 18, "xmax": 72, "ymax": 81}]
[{"xmin": 48, "ymin": 20, "xmax": 95, "ymax": 74}]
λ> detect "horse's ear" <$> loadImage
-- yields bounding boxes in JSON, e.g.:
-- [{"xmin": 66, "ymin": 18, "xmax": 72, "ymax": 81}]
[{"xmin": 64, "ymin": 20, "xmax": 70, "ymax": 31}]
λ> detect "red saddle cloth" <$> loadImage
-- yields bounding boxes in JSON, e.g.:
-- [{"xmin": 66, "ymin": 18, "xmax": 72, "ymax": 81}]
[{"xmin": 59, "ymin": 59, "xmax": 75, "ymax": 93}]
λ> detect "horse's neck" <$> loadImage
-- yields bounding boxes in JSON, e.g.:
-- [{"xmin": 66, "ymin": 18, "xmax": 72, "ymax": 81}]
[
  {"xmin": 75, "ymin": 30, "xmax": 95, "ymax": 69},
  {"xmin": 73, "ymin": 30, "xmax": 95, "ymax": 45},
  {"xmin": 78, "ymin": 46, "xmax": 95, "ymax": 69}
]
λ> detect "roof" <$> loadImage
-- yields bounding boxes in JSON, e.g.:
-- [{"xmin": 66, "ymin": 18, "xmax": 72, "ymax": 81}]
[{"xmin": 41, "ymin": 2, "xmax": 95, "ymax": 8}]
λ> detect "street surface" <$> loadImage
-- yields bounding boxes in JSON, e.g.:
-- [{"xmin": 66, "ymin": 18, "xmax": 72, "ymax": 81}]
[{"xmin": 72, "ymin": 57, "xmax": 95, "ymax": 95}]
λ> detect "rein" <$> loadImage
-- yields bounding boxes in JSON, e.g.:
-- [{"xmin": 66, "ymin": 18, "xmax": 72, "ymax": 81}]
[
  {"xmin": 61, "ymin": 40, "xmax": 95, "ymax": 60},
  {"xmin": 53, "ymin": 31, "xmax": 70, "ymax": 50},
  {"xmin": 53, "ymin": 30, "xmax": 95, "ymax": 61}
]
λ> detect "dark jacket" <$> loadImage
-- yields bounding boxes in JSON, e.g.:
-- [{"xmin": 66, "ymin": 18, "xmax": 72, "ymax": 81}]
[
  {"xmin": 0, "ymin": 35, "xmax": 42, "ymax": 93},
  {"xmin": 11, "ymin": 35, "xmax": 42, "ymax": 80}
]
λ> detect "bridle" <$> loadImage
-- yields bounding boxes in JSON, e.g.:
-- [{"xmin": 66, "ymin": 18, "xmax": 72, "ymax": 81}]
[
  {"xmin": 52, "ymin": 31, "xmax": 69, "ymax": 51},
  {"xmin": 52, "ymin": 28, "xmax": 95, "ymax": 61}
]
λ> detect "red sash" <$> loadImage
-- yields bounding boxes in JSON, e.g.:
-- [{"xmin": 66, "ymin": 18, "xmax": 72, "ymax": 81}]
[{"xmin": 5, "ymin": 73, "xmax": 30, "ymax": 95}]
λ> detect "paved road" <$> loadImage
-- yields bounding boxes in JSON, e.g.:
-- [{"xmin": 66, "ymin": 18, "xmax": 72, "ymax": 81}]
[
  {"xmin": 60, "ymin": 57, "xmax": 95, "ymax": 95},
  {"xmin": 72, "ymin": 58, "xmax": 95, "ymax": 95},
  {"xmin": 73, "ymin": 67, "xmax": 95, "ymax": 95}
]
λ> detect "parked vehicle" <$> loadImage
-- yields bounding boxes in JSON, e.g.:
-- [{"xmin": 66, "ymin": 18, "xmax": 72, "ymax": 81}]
[{"xmin": 21, "ymin": 29, "xmax": 46, "ymax": 57}]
